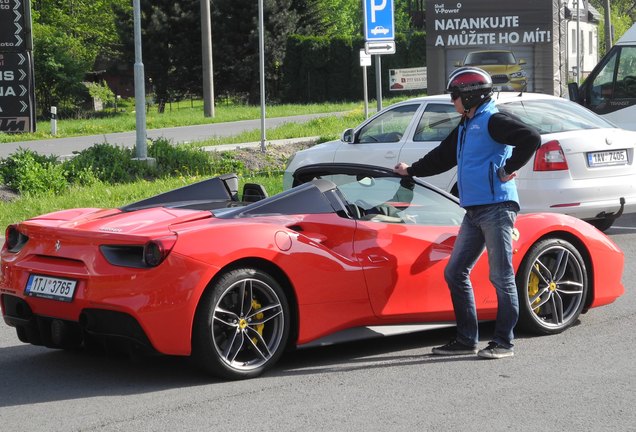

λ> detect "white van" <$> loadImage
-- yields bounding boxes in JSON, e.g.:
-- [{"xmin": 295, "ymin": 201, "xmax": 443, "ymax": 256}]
[{"xmin": 570, "ymin": 24, "xmax": 636, "ymax": 130}]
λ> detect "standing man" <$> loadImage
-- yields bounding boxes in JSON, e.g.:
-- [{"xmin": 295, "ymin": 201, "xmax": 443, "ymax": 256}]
[{"xmin": 394, "ymin": 67, "xmax": 540, "ymax": 359}]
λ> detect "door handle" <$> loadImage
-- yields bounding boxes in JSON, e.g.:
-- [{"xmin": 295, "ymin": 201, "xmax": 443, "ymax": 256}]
[{"xmin": 368, "ymin": 255, "xmax": 389, "ymax": 263}]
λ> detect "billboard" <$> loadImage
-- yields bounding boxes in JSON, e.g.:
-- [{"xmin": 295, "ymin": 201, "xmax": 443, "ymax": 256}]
[
  {"xmin": 389, "ymin": 67, "xmax": 427, "ymax": 91},
  {"xmin": 425, "ymin": 0, "xmax": 566, "ymax": 96}
]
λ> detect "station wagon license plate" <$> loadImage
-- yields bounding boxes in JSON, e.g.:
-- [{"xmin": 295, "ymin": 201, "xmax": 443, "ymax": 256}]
[
  {"xmin": 24, "ymin": 274, "xmax": 77, "ymax": 302},
  {"xmin": 587, "ymin": 149, "xmax": 628, "ymax": 167}
]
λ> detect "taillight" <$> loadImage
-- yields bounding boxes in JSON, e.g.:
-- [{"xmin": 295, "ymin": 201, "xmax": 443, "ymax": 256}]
[
  {"xmin": 143, "ymin": 236, "xmax": 177, "ymax": 267},
  {"xmin": 534, "ymin": 140, "xmax": 568, "ymax": 171},
  {"xmin": 100, "ymin": 235, "xmax": 177, "ymax": 268}
]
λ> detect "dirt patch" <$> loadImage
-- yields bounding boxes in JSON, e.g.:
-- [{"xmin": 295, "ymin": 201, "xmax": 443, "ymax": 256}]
[
  {"xmin": 0, "ymin": 185, "xmax": 19, "ymax": 202},
  {"xmin": 223, "ymin": 141, "xmax": 315, "ymax": 173}
]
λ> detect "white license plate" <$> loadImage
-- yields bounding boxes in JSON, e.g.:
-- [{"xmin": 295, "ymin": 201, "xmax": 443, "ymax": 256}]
[
  {"xmin": 587, "ymin": 149, "xmax": 628, "ymax": 167},
  {"xmin": 24, "ymin": 274, "xmax": 77, "ymax": 302}
]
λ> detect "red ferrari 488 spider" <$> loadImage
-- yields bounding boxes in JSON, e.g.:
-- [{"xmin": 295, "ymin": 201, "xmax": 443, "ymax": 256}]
[{"xmin": 0, "ymin": 164, "xmax": 624, "ymax": 379}]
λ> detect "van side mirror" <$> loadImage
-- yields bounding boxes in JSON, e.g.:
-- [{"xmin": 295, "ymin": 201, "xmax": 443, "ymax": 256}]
[
  {"xmin": 567, "ymin": 82, "xmax": 580, "ymax": 102},
  {"xmin": 341, "ymin": 128, "xmax": 354, "ymax": 143}
]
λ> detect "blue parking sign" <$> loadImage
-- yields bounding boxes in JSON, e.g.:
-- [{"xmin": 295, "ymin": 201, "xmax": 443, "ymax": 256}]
[{"xmin": 363, "ymin": 0, "xmax": 395, "ymax": 41}]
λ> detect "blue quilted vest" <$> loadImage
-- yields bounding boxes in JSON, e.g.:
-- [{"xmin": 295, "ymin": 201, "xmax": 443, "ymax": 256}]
[{"xmin": 456, "ymin": 99, "xmax": 519, "ymax": 208}]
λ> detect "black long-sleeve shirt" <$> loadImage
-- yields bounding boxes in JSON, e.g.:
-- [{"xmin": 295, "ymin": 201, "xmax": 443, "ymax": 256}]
[{"xmin": 406, "ymin": 111, "xmax": 541, "ymax": 178}]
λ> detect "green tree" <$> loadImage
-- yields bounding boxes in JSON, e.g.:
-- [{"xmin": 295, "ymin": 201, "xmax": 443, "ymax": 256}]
[
  {"xmin": 31, "ymin": 0, "xmax": 130, "ymax": 114},
  {"xmin": 115, "ymin": 0, "xmax": 203, "ymax": 112},
  {"xmin": 212, "ymin": 0, "xmax": 299, "ymax": 103},
  {"xmin": 589, "ymin": 0, "xmax": 636, "ymax": 54}
]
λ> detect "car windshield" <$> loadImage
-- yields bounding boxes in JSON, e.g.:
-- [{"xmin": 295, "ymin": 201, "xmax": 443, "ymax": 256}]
[
  {"xmin": 497, "ymin": 99, "xmax": 615, "ymax": 134},
  {"xmin": 320, "ymin": 173, "xmax": 464, "ymax": 226},
  {"xmin": 465, "ymin": 51, "xmax": 516, "ymax": 65}
]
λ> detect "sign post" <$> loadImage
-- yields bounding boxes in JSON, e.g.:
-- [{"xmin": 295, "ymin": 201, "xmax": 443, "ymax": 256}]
[{"xmin": 363, "ymin": 0, "xmax": 395, "ymax": 112}]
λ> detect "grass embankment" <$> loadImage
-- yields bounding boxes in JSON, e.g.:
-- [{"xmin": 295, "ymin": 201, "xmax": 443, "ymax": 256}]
[{"xmin": 0, "ymin": 100, "xmax": 363, "ymax": 143}]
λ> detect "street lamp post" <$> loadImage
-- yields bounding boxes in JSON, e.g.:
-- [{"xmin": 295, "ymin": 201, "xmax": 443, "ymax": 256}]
[
  {"xmin": 133, "ymin": 0, "xmax": 147, "ymax": 159},
  {"xmin": 258, "ymin": 0, "xmax": 266, "ymax": 152}
]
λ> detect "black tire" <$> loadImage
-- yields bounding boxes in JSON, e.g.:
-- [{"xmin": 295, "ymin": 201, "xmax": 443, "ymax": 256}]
[
  {"xmin": 587, "ymin": 217, "xmax": 614, "ymax": 232},
  {"xmin": 193, "ymin": 268, "xmax": 290, "ymax": 380},
  {"xmin": 516, "ymin": 238, "xmax": 588, "ymax": 335}
]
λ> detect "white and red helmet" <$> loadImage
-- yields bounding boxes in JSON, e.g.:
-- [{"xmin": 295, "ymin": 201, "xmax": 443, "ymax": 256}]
[{"xmin": 447, "ymin": 67, "xmax": 493, "ymax": 110}]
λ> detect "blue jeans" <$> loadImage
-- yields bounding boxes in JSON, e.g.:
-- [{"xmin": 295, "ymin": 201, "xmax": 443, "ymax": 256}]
[{"xmin": 443, "ymin": 201, "xmax": 519, "ymax": 349}]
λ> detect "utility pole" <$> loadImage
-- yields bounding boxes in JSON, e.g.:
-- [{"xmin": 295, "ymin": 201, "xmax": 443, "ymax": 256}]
[
  {"xmin": 133, "ymin": 0, "xmax": 147, "ymax": 159},
  {"xmin": 201, "ymin": 0, "xmax": 215, "ymax": 117},
  {"xmin": 604, "ymin": 0, "xmax": 612, "ymax": 51},
  {"xmin": 258, "ymin": 0, "xmax": 266, "ymax": 152}
]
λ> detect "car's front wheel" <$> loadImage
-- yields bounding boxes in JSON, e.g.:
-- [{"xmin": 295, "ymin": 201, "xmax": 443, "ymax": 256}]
[
  {"xmin": 516, "ymin": 238, "xmax": 588, "ymax": 335},
  {"xmin": 193, "ymin": 268, "xmax": 290, "ymax": 380}
]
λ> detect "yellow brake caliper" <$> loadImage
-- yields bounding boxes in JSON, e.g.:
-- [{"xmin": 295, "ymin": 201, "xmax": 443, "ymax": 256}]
[
  {"xmin": 250, "ymin": 299, "xmax": 265, "ymax": 344},
  {"xmin": 528, "ymin": 264, "xmax": 542, "ymax": 313}
]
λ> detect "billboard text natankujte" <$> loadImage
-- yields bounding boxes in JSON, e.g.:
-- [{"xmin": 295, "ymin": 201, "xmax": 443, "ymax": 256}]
[{"xmin": 425, "ymin": 0, "xmax": 566, "ymax": 97}]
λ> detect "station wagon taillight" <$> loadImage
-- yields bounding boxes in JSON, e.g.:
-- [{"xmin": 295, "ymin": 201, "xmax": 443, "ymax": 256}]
[{"xmin": 534, "ymin": 140, "xmax": 569, "ymax": 171}]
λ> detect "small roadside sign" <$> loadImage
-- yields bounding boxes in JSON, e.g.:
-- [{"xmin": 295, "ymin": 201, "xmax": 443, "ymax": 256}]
[{"xmin": 360, "ymin": 49, "xmax": 372, "ymax": 67}]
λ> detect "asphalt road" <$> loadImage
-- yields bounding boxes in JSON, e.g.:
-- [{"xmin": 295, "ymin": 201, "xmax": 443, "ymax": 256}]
[
  {"xmin": 0, "ymin": 112, "xmax": 338, "ymax": 159},
  {"xmin": 0, "ymin": 213, "xmax": 634, "ymax": 431}
]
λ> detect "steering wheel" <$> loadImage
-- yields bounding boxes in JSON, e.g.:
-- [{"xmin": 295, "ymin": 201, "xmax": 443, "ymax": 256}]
[
  {"xmin": 360, "ymin": 135, "xmax": 379, "ymax": 143},
  {"xmin": 384, "ymin": 132, "xmax": 403, "ymax": 142}
]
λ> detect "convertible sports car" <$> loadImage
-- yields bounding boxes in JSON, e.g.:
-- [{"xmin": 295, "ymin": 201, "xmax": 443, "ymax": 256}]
[{"xmin": 0, "ymin": 164, "xmax": 625, "ymax": 379}]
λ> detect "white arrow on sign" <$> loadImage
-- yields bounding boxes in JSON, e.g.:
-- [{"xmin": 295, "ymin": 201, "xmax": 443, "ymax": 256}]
[
  {"xmin": 365, "ymin": 41, "xmax": 396, "ymax": 55},
  {"xmin": 18, "ymin": 53, "xmax": 25, "ymax": 65},
  {"xmin": 15, "ymin": 22, "xmax": 22, "ymax": 34},
  {"xmin": 14, "ymin": 10, "xmax": 22, "ymax": 22},
  {"xmin": 19, "ymin": 69, "xmax": 26, "ymax": 80},
  {"xmin": 15, "ymin": 34, "xmax": 22, "ymax": 46},
  {"xmin": 20, "ymin": 84, "xmax": 27, "ymax": 96},
  {"xmin": 14, "ymin": 0, "xmax": 21, "ymax": 10},
  {"xmin": 20, "ymin": 101, "xmax": 28, "ymax": 112}
]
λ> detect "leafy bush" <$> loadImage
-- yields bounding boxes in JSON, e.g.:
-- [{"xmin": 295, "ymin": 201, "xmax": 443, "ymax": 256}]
[
  {"xmin": 64, "ymin": 142, "xmax": 156, "ymax": 184},
  {"xmin": 0, "ymin": 138, "xmax": 236, "ymax": 195},
  {"xmin": 148, "ymin": 138, "xmax": 214, "ymax": 176},
  {"xmin": 84, "ymin": 81, "xmax": 116, "ymax": 108},
  {"xmin": 0, "ymin": 149, "xmax": 67, "ymax": 195}
]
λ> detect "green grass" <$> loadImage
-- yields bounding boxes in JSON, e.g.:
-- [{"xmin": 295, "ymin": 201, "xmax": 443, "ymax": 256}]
[
  {"xmin": 196, "ymin": 110, "xmax": 366, "ymax": 146},
  {"xmin": 0, "ymin": 100, "xmax": 364, "ymax": 143}
]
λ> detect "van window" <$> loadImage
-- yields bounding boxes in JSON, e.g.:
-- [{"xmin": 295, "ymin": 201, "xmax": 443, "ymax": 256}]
[
  {"xmin": 589, "ymin": 46, "xmax": 636, "ymax": 108},
  {"xmin": 590, "ymin": 50, "xmax": 619, "ymax": 107},
  {"xmin": 615, "ymin": 47, "xmax": 636, "ymax": 98}
]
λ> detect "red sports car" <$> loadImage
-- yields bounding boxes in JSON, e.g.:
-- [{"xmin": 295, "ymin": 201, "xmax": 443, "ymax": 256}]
[{"xmin": 0, "ymin": 164, "xmax": 625, "ymax": 379}]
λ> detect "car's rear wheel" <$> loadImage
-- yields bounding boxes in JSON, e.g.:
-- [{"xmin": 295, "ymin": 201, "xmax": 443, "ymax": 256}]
[
  {"xmin": 516, "ymin": 238, "xmax": 588, "ymax": 335},
  {"xmin": 193, "ymin": 268, "xmax": 290, "ymax": 380}
]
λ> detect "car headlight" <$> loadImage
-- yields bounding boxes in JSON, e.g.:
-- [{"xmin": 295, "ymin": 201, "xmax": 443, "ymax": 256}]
[{"xmin": 510, "ymin": 71, "xmax": 526, "ymax": 78}]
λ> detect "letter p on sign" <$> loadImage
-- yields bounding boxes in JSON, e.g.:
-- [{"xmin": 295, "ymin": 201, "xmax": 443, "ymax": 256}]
[{"xmin": 371, "ymin": 0, "xmax": 387, "ymax": 22}]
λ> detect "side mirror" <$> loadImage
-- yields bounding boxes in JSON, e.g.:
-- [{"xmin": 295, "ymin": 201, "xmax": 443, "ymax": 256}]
[
  {"xmin": 567, "ymin": 82, "xmax": 580, "ymax": 102},
  {"xmin": 519, "ymin": 59, "xmax": 527, "ymax": 65},
  {"xmin": 454, "ymin": 60, "xmax": 461, "ymax": 67},
  {"xmin": 341, "ymin": 128, "xmax": 354, "ymax": 143}
]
